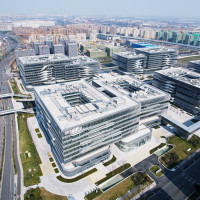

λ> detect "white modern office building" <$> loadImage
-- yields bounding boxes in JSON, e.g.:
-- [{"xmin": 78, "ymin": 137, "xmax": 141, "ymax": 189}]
[
  {"xmin": 34, "ymin": 80, "xmax": 140, "ymax": 176},
  {"xmin": 91, "ymin": 74, "xmax": 170, "ymax": 128},
  {"xmin": 135, "ymin": 47, "xmax": 178, "ymax": 73},
  {"xmin": 153, "ymin": 67, "xmax": 200, "ymax": 115},
  {"xmin": 34, "ymin": 73, "xmax": 169, "ymax": 175},
  {"xmin": 112, "ymin": 51, "xmax": 147, "ymax": 74},
  {"xmin": 17, "ymin": 54, "xmax": 100, "ymax": 90}
]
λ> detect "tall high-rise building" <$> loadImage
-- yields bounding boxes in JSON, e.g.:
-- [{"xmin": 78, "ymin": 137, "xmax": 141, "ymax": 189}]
[
  {"xmin": 38, "ymin": 45, "xmax": 50, "ymax": 55},
  {"xmin": 15, "ymin": 49, "xmax": 35, "ymax": 58},
  {"xmin": 66, "ymin": 42, "xmax": 78, "ymax": 57},
  {"xmin": 53, "ymin": 44, "xmax": 65, "ymax": 54}
]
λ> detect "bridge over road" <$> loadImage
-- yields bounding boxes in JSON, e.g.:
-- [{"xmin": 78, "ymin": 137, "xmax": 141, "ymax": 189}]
[{"xmin": 0, "ymin": 108, "xmax": 34, "ymax": 116}]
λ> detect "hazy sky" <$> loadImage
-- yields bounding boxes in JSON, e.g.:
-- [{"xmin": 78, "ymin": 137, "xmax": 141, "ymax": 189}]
[{"xmin": 1, "ymin": 0, "xmax": 200, "ymax": 18}]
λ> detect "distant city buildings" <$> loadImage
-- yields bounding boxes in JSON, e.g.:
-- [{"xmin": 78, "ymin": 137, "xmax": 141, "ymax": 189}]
[
  {"xmin": 156, "ymin": 30, "xmax": 200, "ymax": 46},
  {"xmin": 38, "ymin": 45, "xmax": 50, "ymax": 55},
  {"xmin": 15, "ymin": 49, "xmax": 35, "ymax": 58},
  {"xmin": 13, "ymin": 20, "xmax": 55, "ymax": 28},
  {"xmin": 66, "ymin": 42, "xmax": 78, "ymax": 57}
]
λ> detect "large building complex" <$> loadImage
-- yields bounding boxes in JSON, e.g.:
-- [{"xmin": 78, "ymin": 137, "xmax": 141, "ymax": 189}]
[
  {"xmin": 135, "ymin": 47, "xmax": 178, "ymax": 73},
  {"xmin": 188, "ymin": 60, "xmax": 200, "ymax": 73},
  {"xmin": 34, "ymin": 80, "xmax": 140, "ymax": 176},
  {"xmin": 112, "ymin": 52, "xmax": 147, "ymax": 74},
  {"xmin": 92, "ymin": 74, "xmax": 170, "ymax": 127},
  {"xmin": 17, "ymin": 54, "xmax": 100, "ymax": 89},
  {"xmin": 153, "ymin": 68, "xmax": 200, "ymax": 115},
  {"xmin": 34, "ymin": 73, "xmax": 169, "ymax": 176}
]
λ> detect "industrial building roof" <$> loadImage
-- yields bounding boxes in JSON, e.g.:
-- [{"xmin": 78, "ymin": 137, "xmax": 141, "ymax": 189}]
[
  {"xmin": 155, "ymin": 67, "xmax": 200, "ymax": 88},
  {"xmin": 34, "ymin": 80, "xmax": 137, "ymax": 132}
]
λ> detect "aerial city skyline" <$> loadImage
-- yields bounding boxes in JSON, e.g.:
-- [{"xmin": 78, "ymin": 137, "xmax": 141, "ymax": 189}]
[{"xmin": 0, "ymin": 1, "xmax": 200, "ymax": 200}]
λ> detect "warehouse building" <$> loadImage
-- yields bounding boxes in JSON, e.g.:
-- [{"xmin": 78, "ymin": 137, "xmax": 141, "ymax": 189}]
[
  {"xmin": 34, "ymin": 80, "xmax": 141, "ymax": 176},
  {"xmin": 135, "ymin": 47, "xmax": 178, "ymax": 74},
  {"xmin": 17, "ymin": 54, "xmax": 100, "ymax": 90},
  {"xmin": 153, "ymin": 68, "xmax": 200, "ymax": 115},
  {"xmin": 112, "ymin": 51, "xmax": 147, "ymax": 74}
]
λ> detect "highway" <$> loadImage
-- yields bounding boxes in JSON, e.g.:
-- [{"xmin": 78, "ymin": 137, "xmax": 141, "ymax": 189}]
[{"xmin": 0, "ymin": 34, "xmax": 22, "ymax": 200}]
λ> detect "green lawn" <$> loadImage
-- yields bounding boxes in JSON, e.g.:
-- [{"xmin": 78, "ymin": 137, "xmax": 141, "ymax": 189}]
[
  {"xmin": 178, "ymin": 56, "xmax": 200, "ymax": 64},
  {"xmin": 24, "ymin": 187, "xmax": 68, "ymax": 200},
  {"xmin": 160, "ymin": 135, "xmax": 200, "ymax": 169},
  {"xmin": 150, "ymin": 143, "xmax": 166, "ymax": 154},
  {"xmin": 57, "ymin": 168, "xmax": 97, "ymax": 183},
  {"xmin": 150, "ymin": 165, "xmax": 164, "ymax": 177},
  {"xmin": 95, "ymin": 163, "xmax": 131, "ymax": 185},
  {"xmin": 94, "ymin": 172, "xmax": 153, "ymax": 200},
  {"xmin": 10, "ymin": 78, "xmax": 21, "ymax": 94},
  {"xmin": 85, "ymin": 189, "xmax": 103, "ymax": 200},
  {"xmin": 17, "ymin": 113, "xmax": 43, "ymax": 186},
  {"xmin": 103, "ymin": 155, "xmax": 116, "ymax": 166},
  {"xmin": 20, "ymin": 83, "xmax": 25, "ymax": 92}
]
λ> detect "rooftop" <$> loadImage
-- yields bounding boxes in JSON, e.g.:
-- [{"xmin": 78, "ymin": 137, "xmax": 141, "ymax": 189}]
[
  {"xmin": 34, "ymin": 80, "xmax": 137, "ymax": 132},
  {"xmin": 92, "ymin": 73, "xmax": 167, "ymax": 103},
  {"xmin": 135, "ymin": 47, "xmax": 177, "ymax": 53},
  {"xmin": 113, "ymin": 51, "xmax": 145, "ymax": 59},
  {"xmin": 19, "ymin": 54, "xmax": 70, "ymax": 65},
  {"xmin": 156, "ymin": 67, "xmax": 200, "ymax": 88},
  {"xmin": 18, "ymin": 54, "xmax": 98, "ymax": 65}
]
